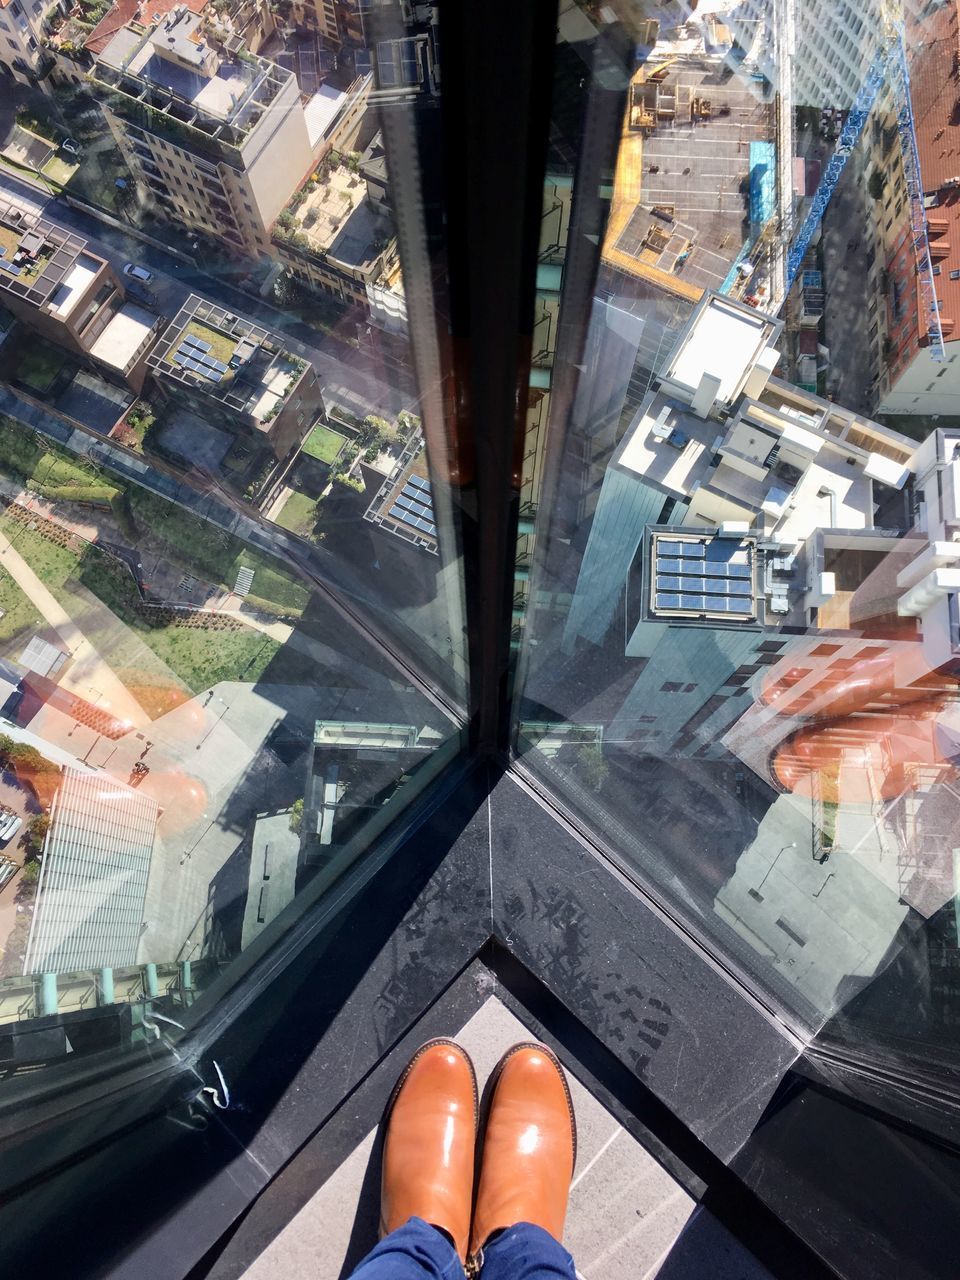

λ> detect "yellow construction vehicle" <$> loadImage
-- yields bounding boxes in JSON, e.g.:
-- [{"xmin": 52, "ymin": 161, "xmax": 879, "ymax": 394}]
[{"xmin": 647, "ymin": 54, "xmax": 680, "ymax": 82}]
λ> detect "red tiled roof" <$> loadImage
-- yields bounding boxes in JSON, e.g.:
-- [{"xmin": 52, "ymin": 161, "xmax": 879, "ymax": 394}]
[
  {"xmin": 886, "ymin": 2, "xmax": 960, "ymax": 353},
  {"xmin": 85, "ymin": 0, "xmax": 206, "ymax": 56}
]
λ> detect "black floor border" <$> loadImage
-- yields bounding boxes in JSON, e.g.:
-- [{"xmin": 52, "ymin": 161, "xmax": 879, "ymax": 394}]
[{"xmin": 195, "ymin": 944, "xmax": 838, "ymax": 1280}]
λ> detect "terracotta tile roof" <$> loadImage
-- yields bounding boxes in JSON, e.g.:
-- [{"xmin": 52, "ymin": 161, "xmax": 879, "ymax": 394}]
[
  {"xmin": 85, "ymin": 0, "xmax": 206, "ymax": 56},
  {"xmin": 887, "ymin": 2, "xmax": 960, "ymax": 349}
]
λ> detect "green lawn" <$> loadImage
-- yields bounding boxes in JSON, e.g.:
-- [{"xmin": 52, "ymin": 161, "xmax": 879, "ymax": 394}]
[
  {"xmin": 126, "ymin": 488, "xmax": 310, "ymax": 616},
  {"xmin": 0, "ymin": 564, "xmax": 40, "ymax": 646},
  {"xmin": 73, "ymin": 553, "xmax": 278, "ymax": 695},
  {"xmin": 0, "ymin": 425, "xmax": 307, "ymax": 617},
  {"xmin": 0, "ymin": 415, "xmax": 117, "ymax": 504},
  {"xmin": 41, "ymin": 155, "xmax": 79, "ymax": 186},
  {"xmin": 0, "ymin": 512, "xmax": 279, "ymax": 704},
  {"xmin": 301, "ymin": 424, "xmax": 345, "ymax": 465},
  {"xmin": 274, "ymin": 491, "xmax": 318, "ymax": 537}
]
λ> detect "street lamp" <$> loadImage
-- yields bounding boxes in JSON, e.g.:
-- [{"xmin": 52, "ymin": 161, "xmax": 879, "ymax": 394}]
[{"xmin": 756, "ymin": 842, "xmax": 797, "ymax": 892}]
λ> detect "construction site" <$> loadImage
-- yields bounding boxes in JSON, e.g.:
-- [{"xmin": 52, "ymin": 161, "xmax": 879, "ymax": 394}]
[{"xmin": 601, "ymin": 52, "xmax": 784, "ymax": 307}]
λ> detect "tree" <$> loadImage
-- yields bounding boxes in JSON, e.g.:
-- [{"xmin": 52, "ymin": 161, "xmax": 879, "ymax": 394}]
[
  {"xmin": 289, "ymin": 797, "xmax": 304, "ymax": 834},
  {"xmin": 868, "ymin": 169, "xmax": 886, "ymax": 201},
  {"xmin": 578, "ymin": 744, "xmax": 608, "ymax": 792},
  {"xmin": 17, "ymin": 860, "xmax": 40, "ymax": 897},
  {"xmin": 26, "ymin": 813, "xmax": 49, "ymax": 854}
]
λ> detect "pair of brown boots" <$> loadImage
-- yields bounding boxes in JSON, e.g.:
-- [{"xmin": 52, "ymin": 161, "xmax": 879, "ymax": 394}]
[{"xmin": 380, "ymin": 1039, "xmax": 577, "ymax": 1271}]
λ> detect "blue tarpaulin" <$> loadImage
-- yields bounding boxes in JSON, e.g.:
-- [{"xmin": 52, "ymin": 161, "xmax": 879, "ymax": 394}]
[{"xmin": 749, "ymin": 141, "xmax": 776, "ymax": 226}]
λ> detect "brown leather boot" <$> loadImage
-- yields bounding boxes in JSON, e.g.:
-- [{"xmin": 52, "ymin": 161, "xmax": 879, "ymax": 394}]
[
  {"xmin": 469, "ymin": 1043, "xmax": 577, "ymax": 1265},
  {"xmin": 380, "ymin": 1039, "xmax": 478, "ymax": 1262}
]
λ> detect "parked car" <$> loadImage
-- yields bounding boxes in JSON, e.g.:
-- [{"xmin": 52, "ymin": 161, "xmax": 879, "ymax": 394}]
[
  {"xmin": 0, "ymin": 813, "xmax": 22, "ymax": 844},
  {"xmin": 123, "ymin": 263, "xmax": 153, "ymax": 284},
  {"xmin": 60, "ymin": 138, "xmax": 81, "ymax": 157}
]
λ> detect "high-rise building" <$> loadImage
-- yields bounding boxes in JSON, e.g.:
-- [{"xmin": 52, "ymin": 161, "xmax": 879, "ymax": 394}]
[{"xmin": 90, "ymin": 7, "xmax": 313, "ymax": 257}]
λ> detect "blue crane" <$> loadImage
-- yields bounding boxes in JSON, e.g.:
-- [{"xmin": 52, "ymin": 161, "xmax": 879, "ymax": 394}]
[{"xmin": 785, "ymin": 24, "xmax": 945, "ymax": 360}]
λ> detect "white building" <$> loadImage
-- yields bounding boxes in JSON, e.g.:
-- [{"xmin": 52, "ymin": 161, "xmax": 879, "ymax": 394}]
[
  {"xmin": 726, "ymin": 0, "xmax": 928, "ymax": 107},
  {"xmin": 562, "ymin": 291, "xmax": 916, "ymax": 651},
  {"xmin": 24, "ymin": 769, "xmax": 160, "ymax": 975}
]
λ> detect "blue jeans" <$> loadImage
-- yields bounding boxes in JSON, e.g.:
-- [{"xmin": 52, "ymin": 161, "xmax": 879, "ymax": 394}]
[{"xmin": 348, "ymin": 1216, "xmax": 577, "ymax": 1279}]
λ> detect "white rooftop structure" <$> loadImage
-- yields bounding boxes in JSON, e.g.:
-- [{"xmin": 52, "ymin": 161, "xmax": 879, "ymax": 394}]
[
  {"xmin": 304, "ymin": 84, "xmax": 349, "ymax": 148},
  {"xmin": 23, "ymin": 769, "xmax": 159, "ymax": 975},
  {"xmin": 48, "ymin": 253, "xmax": 100, "ymax": 318},
  {"xmin": 659, "ymin": 293, "xmax": 782, "ymax": 408},
  {"xmin": 18, "ymin": 636, "xmax": 68, "ymax": 680},
  {"xmin": 90, "ymin": 302, "xmax": 155, "ymax": 371}
]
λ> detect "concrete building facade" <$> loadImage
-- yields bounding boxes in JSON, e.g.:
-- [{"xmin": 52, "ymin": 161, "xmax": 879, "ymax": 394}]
[
  {"xmin": 90, "ymin": 7, "xmax": 314, "ymax": 258},
  {"xmin": 0, "ymin": 0, "xmax": 60, "ymax": 85}
]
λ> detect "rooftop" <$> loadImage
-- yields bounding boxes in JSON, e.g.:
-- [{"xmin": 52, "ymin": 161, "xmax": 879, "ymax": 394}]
[
  {"xmin": 887, "ymin": 0, "xmax": 960, "ymax": 347},
  {"xmin": 23, "ymin": 769, "xmax": 160, "ymax": 975},
  {"xmin": 281, "ymin": 165, "xmax": 393, "ymax": 272},
  {"xmin": 89, "ymin": 302, "xmax": 157, "ymax": 370},
  {"xmin": 148, "ymin": 294, "xmax": 306, "ymax": 426},
  {"xmin": 0, "ymin": 199, "xmax": 92, "ymax": 310},
  {"xmin": 48, "ymin": 254, "xmax": 100, "ymax": 319},
  {"xmin": 94, "ymin": 7, "xmax": 292, "ymax": 145},
  {"xmin": 363, "ymin": 435, "xmax": 438, "ymax": 554},
  {"xmin": 85, "ymin": 0, "xmax": 206, "ymax": 57},
  {"xmin": 660, "ymin": 293, "xmax": 782, "ymax": 405}
]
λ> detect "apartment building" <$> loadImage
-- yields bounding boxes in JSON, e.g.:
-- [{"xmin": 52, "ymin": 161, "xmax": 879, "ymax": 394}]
[
  {"xmin": 727, "ymin": 0, "xmax": 935, "ymax": 106},
  {"xmin": 273, "ymin": 120, "xmax": 399, "ymax": 306},
  {"xmin": 875, "ymin": 0, "xmax": 960, "ymax": 415},
  {"xmin": 0, "ymin": 198, "xmax": 120, "ymax": 353},
  {"xmin": 89, "ymin": 7, "xmax": 313, "ymax": 258},
  {"xmin": 0, "ymin": 0, "xmax": 60, "ymax": 86},
  {"xmin": 0, "ymin": 198, "xmax": 161, "ymax": 391},
  {"xmin": 146, "ymin": 293, "xmax": 323, "ymax": 460},
  {"xmin": 292, "ymin": 0, "xmax": 366, "ymax": 46},
  {"xmin": 562, "ymin": 290, "xmax": 917, "ymax": 654}
]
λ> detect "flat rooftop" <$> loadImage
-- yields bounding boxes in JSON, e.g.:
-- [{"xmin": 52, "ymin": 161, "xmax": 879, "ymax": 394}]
[
  {"xmin": 48, "ymin": 254, "xmax": 101, "ymax": 319},
  {"xmin": 662, "ymin": 293, "xmax": 779, "ymax": 403},
  {"xmin": 617, "ymin": 390, "xmax": 719, "ymax": 498},
  {"xmin": 147, "ymin": 294, "xmax": 303, "ymax": 424},
  {"xmin": 285, "ymin": 165, "xmax": 391, "ymax": 271},
  {"xmin": 89, "ymin": 302, "xmax": 156, "ymax": 369},
  {"xmin": 95, "ymin": 10, "xmax": 291, "ymax": 136},
  {"xmin": 0, "ymin": 198, "xmax": 90, "ymax": 309}
]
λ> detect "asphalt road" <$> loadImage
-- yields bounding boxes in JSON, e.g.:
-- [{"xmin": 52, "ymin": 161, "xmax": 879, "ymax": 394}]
[{"xmin": 0, "ymin": 169, "xmax": 416, "ymax": 423}]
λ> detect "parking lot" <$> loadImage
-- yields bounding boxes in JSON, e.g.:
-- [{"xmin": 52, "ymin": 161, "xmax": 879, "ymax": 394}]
[{"xmin": 620, "ymin": 66, "xmax": 774, "ymax": 292}]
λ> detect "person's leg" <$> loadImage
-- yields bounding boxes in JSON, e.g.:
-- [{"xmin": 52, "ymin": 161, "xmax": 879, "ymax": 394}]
[
  {"xmin": 475, "ymin": 1222, "xmax": 577, "ymax": 1280},
  {"xmin": 348, "ymin": 1216, "xmax": 464, "ymax": 1280},
  {"xmin": 468, "ymin": 1043, "xmax": 578, "ymax": 1277},
  {"xmin": 355, "ymin": 1038, "xmax": 476, "ymax": 1278}
]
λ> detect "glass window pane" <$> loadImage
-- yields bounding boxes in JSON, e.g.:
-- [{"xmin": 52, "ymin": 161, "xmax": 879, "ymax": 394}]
[
  {"xmin": 516, "ymin": 1, "xmax": 960, "ymax": 1075},
  {"xmin": 0, "ymin": 0, "xmax": 462, "ymax": 1079}
]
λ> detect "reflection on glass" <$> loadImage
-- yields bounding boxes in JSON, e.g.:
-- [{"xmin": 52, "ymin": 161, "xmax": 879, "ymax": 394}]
[
  {"xmin": 0, "ymin": 2, "xmax": 461, "ymax": 1075},
  {"xmin": 517, "ymin": 1, "xmax": 960, "ymax": 1070}
]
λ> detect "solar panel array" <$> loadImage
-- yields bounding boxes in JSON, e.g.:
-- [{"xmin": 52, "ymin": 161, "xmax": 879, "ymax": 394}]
[
  {"xmin": 171, "ymin": 332, "xmax": 230, "ymax": 384},
  {"xmin": 391, "ymin": 473, "xmax": 436, "ymax": 538},
  {"xmin": 653, "ymin": 540, "xmax": 754, "ymax": 616}
]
